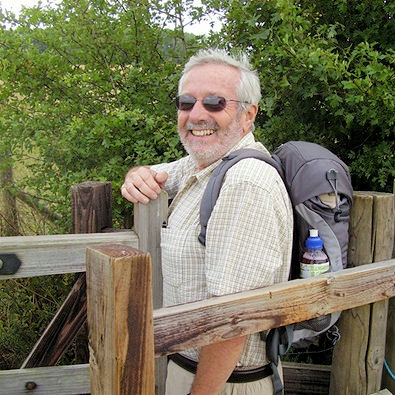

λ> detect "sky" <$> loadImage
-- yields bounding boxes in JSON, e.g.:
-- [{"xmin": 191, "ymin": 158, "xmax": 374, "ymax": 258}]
[
  {"xmin": 0, "ymin": 0, "xmax": 222, "ymax": 34},
  {"xmin": 1, "ymin": 0, "xmax": 49, "ymax": 14}
]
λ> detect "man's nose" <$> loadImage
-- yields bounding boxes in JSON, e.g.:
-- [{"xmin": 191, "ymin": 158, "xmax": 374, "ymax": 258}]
[{"xmin": 187, "ymin": 100, "xmax": 211, "ymax": 122}]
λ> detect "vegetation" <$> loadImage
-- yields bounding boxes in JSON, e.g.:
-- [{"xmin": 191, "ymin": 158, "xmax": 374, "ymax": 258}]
[
  {"xmin": 0, "ymin": 0, "xmax": 207, "ymax": 369},
  {"xmin": 0, "ymin": 0, "xmax": 393, "ymax": 368},
  {"xmin": 0, "ymin": 0, "xmax": 200, "ymax": 234},
  {"xmin": 213, "ymin": 0, "xmax": 394, "ymax": 191}
]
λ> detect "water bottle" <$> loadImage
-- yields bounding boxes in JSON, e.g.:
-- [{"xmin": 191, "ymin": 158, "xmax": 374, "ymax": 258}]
[{"xmin": 300, "ymin": 229, "xmax": 329, "ymax": 278}]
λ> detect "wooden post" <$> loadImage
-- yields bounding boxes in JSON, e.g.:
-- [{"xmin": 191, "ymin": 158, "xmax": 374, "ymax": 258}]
[
  {"xmin": 382, "ymin": 181, "xmax": 395, "ymax": 393},
  {"xmin": 330, "ymin": 192, "xmax": 395, "ymax": 395},
  {"xmin": 134, "ymin": 191, "xmax": 168, "ymax": 309},
  {"xmin": 71, "ymin": 181, "xmax": 113, "ymax": 363},
  {"xmin": 134, "ymin": 191, "xmax": 168, "ymax": 395},
  {"xmin": 86, "ymin": 244, "xmax": 155, "ymax": 395},
  {"xmin": 71, "ymin": 181, "xmax": 113, "ymax": 233},
  {"xmin": 383, "ymin": 294, "xmax": 395, "ymax": 394}
]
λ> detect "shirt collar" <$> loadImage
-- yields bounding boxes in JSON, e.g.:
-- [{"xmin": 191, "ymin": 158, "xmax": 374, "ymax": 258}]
[{"xmin": 225, "ymin": 132, "xmax": 256, "ymax": 154}]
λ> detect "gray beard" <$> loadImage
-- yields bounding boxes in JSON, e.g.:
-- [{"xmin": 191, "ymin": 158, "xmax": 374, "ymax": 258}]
[{"xmin": 179, "ymin": 118, "xmax": 243, "ymax": 169}]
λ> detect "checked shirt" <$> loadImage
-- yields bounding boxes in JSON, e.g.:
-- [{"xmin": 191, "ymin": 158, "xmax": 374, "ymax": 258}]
[{"xmin": 151, "ymin": 132, "xmax": 293, "ymax": 368}]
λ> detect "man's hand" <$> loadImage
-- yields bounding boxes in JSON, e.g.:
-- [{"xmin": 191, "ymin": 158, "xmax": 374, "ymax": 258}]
[{"xmin": 121, "ymin": 166, "xmax": 168, "ymax": 204}]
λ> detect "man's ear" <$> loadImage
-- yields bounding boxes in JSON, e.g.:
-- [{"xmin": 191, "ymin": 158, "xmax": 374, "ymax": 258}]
[{"xmin": 241, "ymin": 104, "xmax": 258, "ymax": 134}]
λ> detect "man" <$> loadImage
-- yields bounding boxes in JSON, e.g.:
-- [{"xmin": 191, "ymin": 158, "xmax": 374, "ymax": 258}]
[{"xmin": 121, "ymin": 48, "xmax": 293, "ymax": 395}]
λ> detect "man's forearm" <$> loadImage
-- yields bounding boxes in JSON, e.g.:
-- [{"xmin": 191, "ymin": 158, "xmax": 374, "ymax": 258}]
[{"xmin": 190, "ymin": 335, "xmax": 247, "ymax": 395}]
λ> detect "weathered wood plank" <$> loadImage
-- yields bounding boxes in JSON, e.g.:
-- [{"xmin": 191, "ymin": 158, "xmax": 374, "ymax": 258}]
[
  {"xmin": 368, "ymin": 193, "xmax": 394, "ymax": 393},
  {"xmin": 153, "ymin": 259, "xmax": 395, "ymax": 356},
  {"xmin": 372, "ymin": 192, "xmax": 395, "ymax": 263},
  {"xmin": 283, "ymin": 362, "xmax": 331, "ymax": 395},
  {"xmin": 383, "ymin": 296, "xmax": 395, "ymax": 394},
  {"xmin": 87, "ymin": 245, "xmax": 155, "ymax": 395},
  {"xmin": 134, "ymin": 191, "xmax": 168, "ymax": 310},
  {"xmin": 330, "ymin": 192, "xmax": 394, "ymax": 395},
  {"xmin": 134, "ymin": 191, "xmax": 168, "ymax": 395},
  {"xmin": 330, "ymin": 193, "xmax": 374, "ymax": 395},
  {"xmin": 0, "ymin": 362, "xmax": 331, "ymax": 395},
  {"xmin": 0, "ymin": 260, "xmax": 393, "ymax": 394},
  {"xmin": 367, "ymin": 299, "xmax": 388, "ymax": 394},
  {"xmin": 382, "ymin": 183, "xmax": 395, "ymax": 394},
  {"xmin": 0, "ymin": 231, "xmax": 138, "ymax": 279},
  {"xmin": 71, "ymin": 181, "xmax": 114, "ymax": 364},
  {"xmin": 71, "ymin": 181, "xmax": 113, "ymax": 234},
  {"xmin": 0, "ymin": 364, "xmax": 90, "ymax": 395},
  {"xmin": 332, "ymin": 305, "xmax": 370, "ymax": 393},
  {"xmin": 347, "ymin": 192, "xmax": 374, "ymax": 266}
]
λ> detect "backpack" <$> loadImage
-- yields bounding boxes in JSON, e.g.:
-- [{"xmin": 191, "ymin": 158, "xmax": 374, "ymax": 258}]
[{"xmin": 198, "ymin": 141, "xmax": 353, "ymax": 395}]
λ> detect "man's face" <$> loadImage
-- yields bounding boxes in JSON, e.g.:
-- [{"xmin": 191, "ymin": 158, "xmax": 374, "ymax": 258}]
[{"xmin": 177, "ymin": 63, "xmax": 257, "ymax": 169}]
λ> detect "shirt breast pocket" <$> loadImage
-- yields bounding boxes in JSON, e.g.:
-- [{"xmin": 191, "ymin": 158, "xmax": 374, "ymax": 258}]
[
  {"xmin": 160, "ymin": 227, "xmax": 187, "ymax": 287},
  {"xmin": 160, "ymin": 225, "xmax": 206, "ymax": 292}
]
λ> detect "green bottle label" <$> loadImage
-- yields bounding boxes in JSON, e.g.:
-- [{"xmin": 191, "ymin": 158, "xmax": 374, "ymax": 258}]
[{"xmin": 300, "ymin": 261, "xmax": 329, "ymax": 278}]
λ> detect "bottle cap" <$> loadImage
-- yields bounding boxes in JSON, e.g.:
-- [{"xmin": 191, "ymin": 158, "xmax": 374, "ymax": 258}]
[{"xmin": 306, "ymin": 229, "xmax": 323, "ymax": 250}]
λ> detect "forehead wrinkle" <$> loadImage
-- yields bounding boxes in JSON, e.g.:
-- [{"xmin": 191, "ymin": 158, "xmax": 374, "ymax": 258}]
[{"xmin": 179, "ymin": 64, "xmax": 240, "ymax": 98}]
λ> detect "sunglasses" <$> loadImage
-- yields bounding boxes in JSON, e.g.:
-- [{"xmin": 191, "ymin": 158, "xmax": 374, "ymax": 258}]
[{"xmin": 175, "ymin": 95, "xmax": 249, "ymax": 112}]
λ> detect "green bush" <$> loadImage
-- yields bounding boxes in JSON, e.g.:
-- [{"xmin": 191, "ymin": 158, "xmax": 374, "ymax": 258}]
[{"xmin": 216, "ymin": 0, "xmax": 395, "ymax": 191}]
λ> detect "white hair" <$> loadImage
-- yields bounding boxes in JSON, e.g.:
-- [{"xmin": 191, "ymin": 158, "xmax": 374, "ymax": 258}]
[{"xmin": 178, "ymin": 48, "xmax": 262, "ymax": 109}]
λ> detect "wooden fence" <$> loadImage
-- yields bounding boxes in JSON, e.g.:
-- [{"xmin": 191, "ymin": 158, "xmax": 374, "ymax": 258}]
[{"xmin": 0, "ymin": 182, "xmax": 394, "ymax": 394}]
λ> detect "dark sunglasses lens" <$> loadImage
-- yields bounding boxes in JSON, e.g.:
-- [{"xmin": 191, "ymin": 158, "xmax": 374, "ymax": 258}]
[
  {"xmin": 176, "ymin": 95, "xmax": 196, "ymax": 111},
  {"xmin": 203, "ymin": 96, "xmax": 226, "ymax": 112}
]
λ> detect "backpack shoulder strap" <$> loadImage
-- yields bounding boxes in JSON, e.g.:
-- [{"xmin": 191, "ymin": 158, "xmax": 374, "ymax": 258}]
[{"xmin": 198, "ymin": 148, "xmax": 281, "ymax": 246}]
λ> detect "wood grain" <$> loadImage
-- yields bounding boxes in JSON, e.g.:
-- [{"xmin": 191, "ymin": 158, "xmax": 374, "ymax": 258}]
[
  {"xmin": 330, "ymin": 192, "xmax": 394, "ymax": 395},
  {"xmin": 134, "ymin": 191, "xmax": 168, "ymax": 395},
  {"xmin": 283, "ymin": 362, "xmax": 331, "ymax": 395},
  {"xmin": 153, "ymin": 259, "xmax": 395, "ymax": 356},
  {"xmin": 0, "ymin": 362, "xmax": 332, "ymax": 395},
  {"xmin": 1, "ymin": 259, "xmax": 393, "ymax": 394},
  {"xmin": 87, "ymin": 245, "xmax": 155, "ymax": 395},
  {"xmin": 0, "ymin": 364, "xmax": 90, "ymax": 395},
  {"xmin": 71, "ymin": 181, "xmax": 112, "ymax": 234},
  {"xmin": 0, "ymin": 231, "xmax": 138, "ymax": 279}
]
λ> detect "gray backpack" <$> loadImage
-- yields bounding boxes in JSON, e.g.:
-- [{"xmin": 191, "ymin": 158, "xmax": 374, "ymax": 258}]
[{"xmin": 198, "ymin": 141, "xmax": 353, "ymax": 394}]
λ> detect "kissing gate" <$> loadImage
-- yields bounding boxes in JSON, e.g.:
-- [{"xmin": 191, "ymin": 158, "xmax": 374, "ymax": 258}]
[{"xmin": 0, "ymin": 181, "xmax": 394, "ymax": 394}]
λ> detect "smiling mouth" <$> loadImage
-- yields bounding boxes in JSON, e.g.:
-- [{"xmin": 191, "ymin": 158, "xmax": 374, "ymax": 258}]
[{"xmin": 190, "ymin": 129, "xmax": 216, "ymax": 136}]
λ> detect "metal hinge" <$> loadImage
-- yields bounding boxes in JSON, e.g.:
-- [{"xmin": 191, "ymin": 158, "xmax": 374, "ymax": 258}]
[{"xmin": 0, "ymin": 253, "xmax": 22, "ymax": 275}]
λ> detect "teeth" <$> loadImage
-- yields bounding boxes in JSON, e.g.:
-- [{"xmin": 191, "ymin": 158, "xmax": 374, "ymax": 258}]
[{"xmin": 191, "ymin": 129, "xmax": 215, "ymax": 136}]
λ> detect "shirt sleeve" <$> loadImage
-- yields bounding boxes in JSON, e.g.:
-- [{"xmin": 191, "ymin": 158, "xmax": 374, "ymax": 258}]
[{"xmin": 204, "ymin": 160, "xmax": 292, "ymax": 296}]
